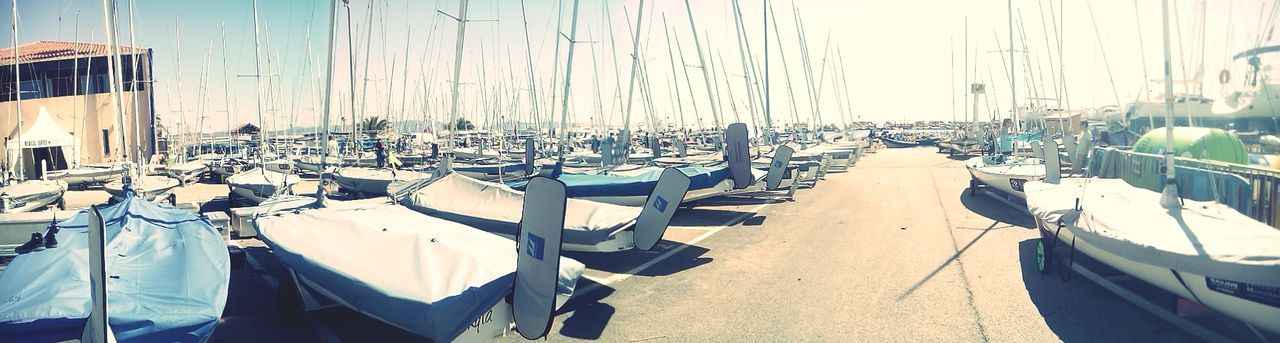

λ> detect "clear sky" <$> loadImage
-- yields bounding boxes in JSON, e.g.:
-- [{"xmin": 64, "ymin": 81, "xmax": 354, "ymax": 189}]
[{"xmin": 1, "ymin": 0, "xmax": 1275, "ymax": 133}]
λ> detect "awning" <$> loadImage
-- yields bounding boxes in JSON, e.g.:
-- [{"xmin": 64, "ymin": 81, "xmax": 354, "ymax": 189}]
[{"xmin": 7, "ymin": 106, "xmax": 77, "ymax": 150}]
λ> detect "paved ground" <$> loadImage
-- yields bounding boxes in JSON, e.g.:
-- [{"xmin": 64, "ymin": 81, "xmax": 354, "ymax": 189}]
[{"xmin": 5, "ymin": 148, "xmax": 1266, "ymax": 341}]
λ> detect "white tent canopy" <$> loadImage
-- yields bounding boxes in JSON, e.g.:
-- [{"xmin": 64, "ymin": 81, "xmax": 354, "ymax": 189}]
[{"xmin": 7, "ymin": 106, "xmax": 79, "ymax": 172}]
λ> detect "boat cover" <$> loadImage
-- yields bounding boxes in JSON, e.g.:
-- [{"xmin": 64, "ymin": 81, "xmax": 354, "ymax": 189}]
[
  {"xmin": 227, "ymin": 170, "xmax": 300, "ymax": 198},
  {"xmin": 1026, "ymin": 178, "xmax": 1280, "ymax": 285},
  {"xmin": 403, "ymin": 173, "xmax": 640, "ymax": 246},
  {"xmin": 507, "ymin": 166, "xmax": 729, "ymax": 197},
  {"xmin": 334, "ymin": 168, "xmax": 431, "ymax": 195},
  {"xmin": 0, "ymin": 196, "xmax": 230, "ymax": 342},
  {"xmin": 256, "ymin": 199, "xmax": 583, "ymax": 342}
]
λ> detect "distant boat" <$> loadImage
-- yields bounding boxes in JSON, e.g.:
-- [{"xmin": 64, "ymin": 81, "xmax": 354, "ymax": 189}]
[
  {"xmin": 880, "ymin": 136, "xmax": 920, "ymax": 148},
  {"xmin": 226, "ymin": 169, "xmax": 300, "ymax": 205},
  {"xmin": 103, "ymin": 174, "xmax": 179, "ymax": 201},
  {"xmin": 45, "ymin": 163, "xmax": 125, "ymax": 190},
  {"xmin": 0, "ymin": 180, "xmax": 68, "ymax": 213}
]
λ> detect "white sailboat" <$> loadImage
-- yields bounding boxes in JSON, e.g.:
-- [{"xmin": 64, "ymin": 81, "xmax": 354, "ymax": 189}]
[{"xmin": 1025, "ymin": 2, "xmax": 1280, "ymax": 334}]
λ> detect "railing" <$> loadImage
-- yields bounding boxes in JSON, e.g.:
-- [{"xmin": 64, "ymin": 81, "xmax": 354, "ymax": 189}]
[{"xmin": 1088, "ymin": 147, "xmax": 1280, "ymax": 229}]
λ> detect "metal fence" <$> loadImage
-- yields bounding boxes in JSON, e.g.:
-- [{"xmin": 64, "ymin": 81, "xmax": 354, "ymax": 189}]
[{"xmin": 1088, "ymin": 147, "xmax": 1280, "ymax": 229}]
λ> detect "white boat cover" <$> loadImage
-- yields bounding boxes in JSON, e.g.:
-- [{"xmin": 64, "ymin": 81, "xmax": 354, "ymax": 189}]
[
  {"xmin": 256, "ymin": 198, "xmax": 583, "ymax": 341},
  {"xmin": 334, "ymin": 167, "xmax": 430, "ymax": 196},
  {"xmin": 227, "ymin": 170, "xmax": 300, "ymax": 199},
  {"xmin": 0, "ymin": 180, "xmax": 68, "ymax": 212},
  {"xmin": 1026, "ymin": 178, "xmax": 1280, "ymax": 285},
  {"xmin": 403, "ymin": 173, "xmax": 641, "ymax": 246},
  {"xmin": 104, "ymin": 175, "xmax": 179, "ymax": 201}
]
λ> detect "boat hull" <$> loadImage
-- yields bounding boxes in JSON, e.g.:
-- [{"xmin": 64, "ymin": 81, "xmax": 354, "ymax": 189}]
[{"xmin": 1034, "ymin": 215, "xmax": 1280, "ymax": 333}]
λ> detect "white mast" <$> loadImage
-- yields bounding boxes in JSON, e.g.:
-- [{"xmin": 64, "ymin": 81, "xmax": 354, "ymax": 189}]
[
  {"xmin": 220, "ymin": 21, "xmax": 235, "ymax": 155},
  {"xmin": 442, "ymin": 0, "xmax": 472, "ymax": 172},
  {"xmin": 618, "ymin": 0, "xmax": 648, "ymax": 163},
  {"xmin": 102, "ymin": 0, "xmax": 130, "ymax": 170},
  {"xmin": 1158, "ymin": 0, "xmax": 1181, "ymax": 207},
  {"xmin": 554, "ymin": 0, "xmax": 584, "ymax": 165},
  {"xmin": 315, "ymin": 0, "xmax": 338, "ymax": 203},
  {"xmin": 683, "ymin": 0, "xmax": 724, "ymax": 140},
  {"xmin": 250, "ymin": 0, "xmax": 266, "ymax": 170},
  {"xmin": 11, "ymin": 0, "xmax": 23, "ymax": 180}
]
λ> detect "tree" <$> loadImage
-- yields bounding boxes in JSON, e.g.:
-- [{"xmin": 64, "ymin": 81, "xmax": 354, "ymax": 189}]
[
  {"xmin": 360, "ymin": 116, "xmax": 391, "ymax": 133},
  {"xmin": 449, "ymin": 118, "xmax": 474, "ymax": 130}
]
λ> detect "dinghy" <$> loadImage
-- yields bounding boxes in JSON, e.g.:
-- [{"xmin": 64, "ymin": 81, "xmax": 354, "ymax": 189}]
[
  {"xmin": 332, "ymin": 167, "xmax": 432, "ymax": 198},
  {"xmin": 156, "ymin": 160, "xmax": 207, "ymax": 185},
  {"xmin": 226, "ymin": 169, "xmax": 300, "ymax": 205},
  {"xmin": 104, "ymin": 174, "xmax": 179, "ymax": 202},
  {"xmin": 397, "ymin": 170, "xmax": 688, "ymax": 252},
  {"xmin": 44, "ymin": 163, "xmax": 125, "ymax": 190},
  {"xmin": 256, "ymin": 178, "xmax": 584, "ymax": 341},
  {"xmin": 0, "ymin": 180, "xmax": 69, "ymax": 213},
  {"xmin": 0, "ymin": 195, "xmax": 230, "ymax": 341},
  {"xmin": 965, "ymin": 155, "xmax": 1046, "ymax": 199},
  {"xmin": 292, "ymin": 155, "xmax": 341, "ymax": 175},
  {"xmin": 880, "ymin": 136, "xmax": 920, "ymax": 148},
  {"xmin": 1026, "ymin": 178, "xmax": 1280, "ymax": 333}
]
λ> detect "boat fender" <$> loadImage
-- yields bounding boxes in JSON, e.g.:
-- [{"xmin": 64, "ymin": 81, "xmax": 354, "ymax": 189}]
[{"xmin": 1219, "ymin": 69, "xmax": 1230, "ymax": 84}]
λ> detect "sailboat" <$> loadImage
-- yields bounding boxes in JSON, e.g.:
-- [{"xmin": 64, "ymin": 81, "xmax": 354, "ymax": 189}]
[
  {"xmin": 102, "ymin": 171, "xmax": 178, "ymax": 202},
  {"xmin": 0, "ymin": 195, "xmax": 231, "ymax": 341},
  {"xmin": 255, "ymin": 1, "xmax": 581, "ymax": 341},
  {"xmin": 1025, "ymin": 1, "xmax": 1280, "ymax": 334},
  {"xmin": 0, "ymin": 1, "xmax": 230, "ymax": 340}
]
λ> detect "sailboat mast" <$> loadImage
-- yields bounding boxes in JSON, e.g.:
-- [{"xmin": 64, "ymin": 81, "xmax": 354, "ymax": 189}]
[
  {"xmin": 1159, "ymin": 0, "xmax": 1180, "ymax": 206},
  {"xmin": 555, "ymin": 0, "xmax": 583, "ymax": 165},
  {"xmin": 11, "ymin": 0, "xmax": 23, "ymax": 180},
  {"xmin": 1009, "ymin": 0, "xmax": 1016, "ymax": 131},
  {"xmin": 102, "ymin": 0, "xmax": 130, "ymax": 170},
  {"xmin": 683, "ymin": 0, "xmax": 723, "ymax": 138},
  {"xmin": 619, "ymin": 0, "xmax": 648, "ymax": 162},
  {"xmin": 127, "ymin": 0, "xmax": 143, "ymax": 161},
  {"xmin": 443, "ymin": 0, "xmax": 471, "ymax": 171},
  {"xmin": 250, "ymin": 0, "xmax": 266, "ymax": 168},
  {"xmin": 316, "ymin": 0, "xmax": 339, "ymax": 194},
  {"xmin": 220, "ymin": 22, "xmax": 236, "ymax": 156}
]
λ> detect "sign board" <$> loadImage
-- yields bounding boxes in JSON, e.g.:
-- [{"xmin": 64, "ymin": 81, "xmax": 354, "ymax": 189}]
[
  {"xmin": 766, "ymin": 145, "xmax": 795, "ymax": 190},
  {"xmin": 724, "ymin": 123, "xmax": 752, "ymax": 189},
  {"xmin": 635, "ymin": 168, "xmax": 692, "ymax": 251},
  {"xmin": 513, "ymin": 177, "xmax": 566, "ymax": 340},
  {"xmin": 81, "ymin": 206, "xmax": 115, "ymax": 343}
]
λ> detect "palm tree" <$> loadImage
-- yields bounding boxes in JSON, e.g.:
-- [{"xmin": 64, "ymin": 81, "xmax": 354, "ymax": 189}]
[{"xmin": 360, "ymin": 116, "xmax": 391, "ymax": 133}]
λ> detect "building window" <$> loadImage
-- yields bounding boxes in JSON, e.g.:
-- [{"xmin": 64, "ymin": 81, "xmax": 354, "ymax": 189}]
[{"xmin": 102, "ymin": 129, "xmax": 111, "ymax": 155}]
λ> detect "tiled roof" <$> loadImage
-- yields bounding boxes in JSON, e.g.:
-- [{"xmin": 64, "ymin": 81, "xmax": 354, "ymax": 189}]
[{"xmin": 0, "ymin": 40, "xmax": 146, "ymax": 66}]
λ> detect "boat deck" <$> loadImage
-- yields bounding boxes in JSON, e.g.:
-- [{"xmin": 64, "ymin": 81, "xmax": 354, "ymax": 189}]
[{"xmin": 2, "ymin": 148, "xmax": 1274, "ymax": 341}]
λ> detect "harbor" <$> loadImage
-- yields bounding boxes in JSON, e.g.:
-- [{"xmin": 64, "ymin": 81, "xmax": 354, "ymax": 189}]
[{"xmin": 2, "ymin": 0, "xmax": 1280, "ymax": 342}]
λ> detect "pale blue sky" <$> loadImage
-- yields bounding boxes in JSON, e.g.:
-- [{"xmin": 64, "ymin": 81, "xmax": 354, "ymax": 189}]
[{"xmin": 2, "ymin": 0, "xmax": 1276, "ymax": 132}]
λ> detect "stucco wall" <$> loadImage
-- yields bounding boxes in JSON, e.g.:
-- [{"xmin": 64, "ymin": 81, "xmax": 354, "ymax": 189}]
[{"xmin": 0, "ymin": 90, "xmax": 154, "ymax": 176}]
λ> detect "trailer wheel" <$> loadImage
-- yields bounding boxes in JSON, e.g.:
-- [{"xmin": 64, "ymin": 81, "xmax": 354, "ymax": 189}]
[
  {"xmin": 1035, "ymin": 238, "xmax": 1052, "ymax": 274},
  {"xmin": 276, "ymin": 281, "xmax": 304, "ymax": 326},
  {"xmin": 56, "ymin": 197, "xmax": 67, "ymax": 210},
  {"xmin": 969, "ymin": 178, "xmax": 978, "ymax": 196}
]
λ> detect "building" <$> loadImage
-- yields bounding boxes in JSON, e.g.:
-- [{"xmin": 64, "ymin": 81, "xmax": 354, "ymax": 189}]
[{"xmin": 0, "ymin": 40, "xmax": 156, "ymax": 179}]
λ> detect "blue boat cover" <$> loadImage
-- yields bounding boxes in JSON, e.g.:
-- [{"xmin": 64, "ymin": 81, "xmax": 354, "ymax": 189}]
[
  {"xmin": 507, "ymin": 166, "xmax": 728, "ymax": 197},
  {"xmin": 255, "ymin": 198, "xmax": 583, "ymax": 342},
  {"xmin": 0, "ymin": 196, "xmax": 230, "ymax": 342}
]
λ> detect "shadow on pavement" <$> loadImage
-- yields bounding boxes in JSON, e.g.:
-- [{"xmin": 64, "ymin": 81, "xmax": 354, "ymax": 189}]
[
  {"xmin": 958, "ymin": 189, "xmax": 1035, "ymax": 228},
  {"xmin": 1017, "ymin": 239, "xmax": 1206, "ymax": 343},
  {"xmin": 558, "ymin": 278, "xmax": 617, "ymax": 340},
  {"xmin": 564, "ymin": 239, "xmax": 712, "ymax": 277},
  {"xmin": 669, "ymin": 208, "xmax": 756, "ymax": 227}
]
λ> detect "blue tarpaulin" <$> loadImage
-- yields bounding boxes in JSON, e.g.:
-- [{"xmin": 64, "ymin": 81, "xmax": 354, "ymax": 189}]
[{"xmin": 0, "ymin": 196, "xmax": 230, "ymax": 342}]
